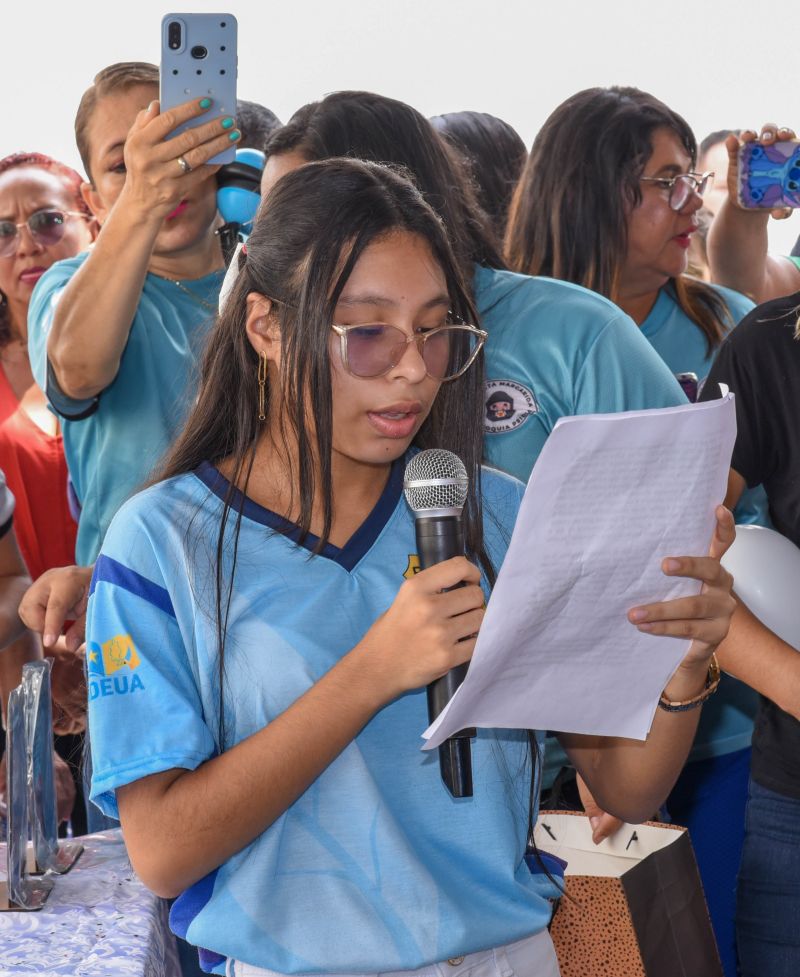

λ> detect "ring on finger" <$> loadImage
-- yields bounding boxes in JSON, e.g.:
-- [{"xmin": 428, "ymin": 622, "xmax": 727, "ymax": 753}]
[{"xmin": 177, "ymin": 155, "xmax": 193, "ymax": 175}]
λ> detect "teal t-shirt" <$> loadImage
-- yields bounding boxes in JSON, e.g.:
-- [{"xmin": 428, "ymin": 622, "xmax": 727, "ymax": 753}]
[
  {"xmin": 472, "ymin": 267, "xmax": 754, "ymax": 776},
  {"xmin": 27, "ymin": 253, "xmax": 223, "ymax": 564},
  {"xmin": 639, "ymin": 283, "xmax": 754, "ymax": 381},
  {"xmin": 640, "ymin": 284, "xmax": 766, "ymax": 531},
  {"xmin": 474, "ymin": 266, "xmax": 687, "ymax": 480},
  {"xmin": 638, "ymin": 284, "xmax": 760, "ymax": 759}
]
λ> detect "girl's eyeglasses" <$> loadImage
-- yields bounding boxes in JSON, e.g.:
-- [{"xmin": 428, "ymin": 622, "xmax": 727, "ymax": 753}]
[
  {"xmin": 0, "ymin": 209, "xmax": 95, "ymax": 258},
  {"xmin": 331, "ymin": 317, "xmax": 488, "ymax": 382},
  {"xmin": 639, "ymin": 171, "xmax": 714, "ymax": 211}
]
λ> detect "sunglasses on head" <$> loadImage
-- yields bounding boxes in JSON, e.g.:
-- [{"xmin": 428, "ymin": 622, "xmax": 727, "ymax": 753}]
[{"xmin": 0, "ymin": 209, "xmax": 94, "ymax": 258}]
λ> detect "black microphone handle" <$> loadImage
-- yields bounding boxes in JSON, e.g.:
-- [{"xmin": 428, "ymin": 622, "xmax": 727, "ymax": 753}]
[{"xmin": 415, "ymin": 514, "xmax": 475, "ymax": 798}]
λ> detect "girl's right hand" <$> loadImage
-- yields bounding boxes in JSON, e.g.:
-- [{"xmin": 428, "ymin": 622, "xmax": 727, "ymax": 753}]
[
  {"xmin": 356, "ymin": 556, "xmax": 485, "ymax": 701},
  {"xmin": 726, "ymin": 124, "xmax": 797, "ymax": 218},
  {"xmin": 119, "ymin": 98, "xmax": 239, "ymax": 221}
]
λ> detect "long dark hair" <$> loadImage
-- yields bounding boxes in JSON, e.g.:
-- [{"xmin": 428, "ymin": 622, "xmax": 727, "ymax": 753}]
[
  {"xmin": 430, "ymin": 111, "xmax": 528, "ymax": 241},
  {"xmin": 505, "ymin": 86, "xmax": 731, "ymax": 353},
  {"xmin": 157, "ymin": 158, "xmax": 492, "ymax": 746},
  {"xmin": 264, "ymin": 91, "xmax": 506, "ymax": 277}
]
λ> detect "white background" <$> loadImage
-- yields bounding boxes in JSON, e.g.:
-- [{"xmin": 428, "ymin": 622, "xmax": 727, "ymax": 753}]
[{"xmin": 4, "ymin": 0, "xmax": 799, "ymax": 250}]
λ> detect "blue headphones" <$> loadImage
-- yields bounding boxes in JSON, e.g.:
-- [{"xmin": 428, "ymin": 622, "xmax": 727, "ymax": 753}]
[{"xmin": 216, "ymin": 147, "xmax": 265, "ymax": 237}]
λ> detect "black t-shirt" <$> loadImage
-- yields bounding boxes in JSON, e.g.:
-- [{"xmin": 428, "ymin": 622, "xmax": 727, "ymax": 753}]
[{"xmin": 700, "ymin": 291, "xmax": 800, "ymax": 798}]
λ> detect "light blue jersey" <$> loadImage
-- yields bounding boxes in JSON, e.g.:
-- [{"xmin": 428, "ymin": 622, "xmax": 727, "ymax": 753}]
[
  {"xmin": 27, "ymin": 254, "xmax": 224, "ymax": 564},
  {"xmin": 86, "ymin": 458, "xmax": 558, "ymax": 974}
]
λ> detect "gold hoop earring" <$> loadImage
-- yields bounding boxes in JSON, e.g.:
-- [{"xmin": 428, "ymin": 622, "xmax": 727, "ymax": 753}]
[{"xmin": 257, "ymin": 350, "xmax": 268, "ymax": 421}]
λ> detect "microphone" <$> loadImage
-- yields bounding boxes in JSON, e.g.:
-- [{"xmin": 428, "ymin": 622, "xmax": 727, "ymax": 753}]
[{"xmin": 403, "ymin": 449, "xmax": 475, "ymax": 798}]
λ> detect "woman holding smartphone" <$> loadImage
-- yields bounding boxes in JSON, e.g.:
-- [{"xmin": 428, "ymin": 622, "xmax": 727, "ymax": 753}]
[
  {"xmin": 85, "ymin": 158, "xmax": 735, "ymax": 976},
  {"xmin": 27, "ymin": 61, "xmax": 240, "ymax": 568}
]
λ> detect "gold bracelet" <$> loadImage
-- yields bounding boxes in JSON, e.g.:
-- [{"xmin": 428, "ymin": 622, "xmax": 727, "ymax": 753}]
[{"xmin": 658, "ymin": 654, "xmax": 721, "ymax": 713}]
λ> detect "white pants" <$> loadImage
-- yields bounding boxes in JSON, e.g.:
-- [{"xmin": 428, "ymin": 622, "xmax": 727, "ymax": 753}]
[{"xmin": 226, "ymin": 929, "xmax": 561, "ymax": 977}]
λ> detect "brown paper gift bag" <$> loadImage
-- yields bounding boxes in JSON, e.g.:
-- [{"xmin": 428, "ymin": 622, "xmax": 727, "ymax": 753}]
[{"xmin": 533, "ymin": 811, "xmax": 723, "ymax": 977}]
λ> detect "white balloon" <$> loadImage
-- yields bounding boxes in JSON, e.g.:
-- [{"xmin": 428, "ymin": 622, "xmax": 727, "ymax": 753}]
[{"xmin": 722, "ymin": 525, "xmax": 800, "ymax": 653}]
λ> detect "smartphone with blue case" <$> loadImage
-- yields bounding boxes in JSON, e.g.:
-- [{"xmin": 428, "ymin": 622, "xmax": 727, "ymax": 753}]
[
  {"xmin": 160, "ymin": 13, "xmax": 238, "ymax": 165},
  {"xmin": 738, "ymin": 140, "xmax": 800, "ymax": 209}
]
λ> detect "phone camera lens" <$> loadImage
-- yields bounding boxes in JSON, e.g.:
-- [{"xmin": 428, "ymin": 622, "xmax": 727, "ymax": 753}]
[
  {"xmin": 168, "ymin": 22, "xmax": 181, "ymax": 50},
  {"xmin": 191, "ymin": 45, "xmax": 208, "ymax": 60}
]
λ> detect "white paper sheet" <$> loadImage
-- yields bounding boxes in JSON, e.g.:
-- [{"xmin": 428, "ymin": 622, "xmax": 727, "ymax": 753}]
[{"xmin": 423, "ymin": 395, "xmax": 737, "ymax": 747}]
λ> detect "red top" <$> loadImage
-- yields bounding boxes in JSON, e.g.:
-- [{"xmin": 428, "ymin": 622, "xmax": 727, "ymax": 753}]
[
  {"xmin": 0, "ymin": 408, "xmax": 77, "ymax": 579},
  {"xmin": 0, "ymin": 364, "xmax": 20, "ymax": 424}
]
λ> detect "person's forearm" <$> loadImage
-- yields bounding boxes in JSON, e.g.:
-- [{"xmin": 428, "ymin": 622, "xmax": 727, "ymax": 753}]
[
  {"xmin": 0, "ymin": 631, "xmax": 42, "ymax": 726},
  {"xmin": 0, "ymin": 575, "xmax": 33, "ymax": 650},
  {"xmin": 562, "ymin": 659, "xmax": 708, "ymax": 823},
  {"xmin": 118, "ymin": 642, "xmax": 394, "ymax": 898},
  {"xmin": 716, "ymin": 599, "xmax": 800, "ymax": 719},
  {"xmin": 707, "ymin": 199, "xmax": 772, "ymax": 301},
  {"xmin": 47, "ymin": 192, "xmax": 161, "ymax": 400}
]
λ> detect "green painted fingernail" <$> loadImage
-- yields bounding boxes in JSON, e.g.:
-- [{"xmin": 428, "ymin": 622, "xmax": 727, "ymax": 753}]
[
  {"xmin": 221, "ymin": 117, "xmax": 235, "ymax": 129},
  {"xmin": 229, "ymin": 129, "xmax": 241, "ymax": 141},
  {"xmin": 200, "ymin": 98, "xmax": 212, "ymax": 109}
]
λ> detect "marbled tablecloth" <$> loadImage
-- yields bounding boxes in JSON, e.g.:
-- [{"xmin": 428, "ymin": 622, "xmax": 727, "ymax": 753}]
[{"xmin": 0, "ymin": 830, "xmax": 180, "ymax": 977}]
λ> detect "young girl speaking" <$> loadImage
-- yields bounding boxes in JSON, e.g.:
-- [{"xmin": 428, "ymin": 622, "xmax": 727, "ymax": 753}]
[{"xmin": 85, "ymin": 158, "xmax": 735, "ymax": 976}]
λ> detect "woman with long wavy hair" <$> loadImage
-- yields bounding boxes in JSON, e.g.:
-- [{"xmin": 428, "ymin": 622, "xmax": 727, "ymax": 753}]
[{"xmin": 505, "ymin": 86, "xmax": 754, "ymax": 977}]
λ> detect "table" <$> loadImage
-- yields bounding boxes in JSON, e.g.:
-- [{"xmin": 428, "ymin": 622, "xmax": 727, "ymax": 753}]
[{"xmin": 0, "ymin": 830, "xmax": 180, "ymax": 977}]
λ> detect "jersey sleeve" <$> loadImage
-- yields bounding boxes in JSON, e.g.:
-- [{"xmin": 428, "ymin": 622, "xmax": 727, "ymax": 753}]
[
  {"xmin": 574, "ymin": 310, "xmax": 687, "ymax": 413},
  {"xmin": 86, "ymin": 509, "xmax": 217, "ymax": 819},
  {"xmin": 700, "ymin": 331, "xmax": 774, "ymax": 488},
  {"xmin": 27, "ymin": 261, "xmax": 100, "ymax": 420}
]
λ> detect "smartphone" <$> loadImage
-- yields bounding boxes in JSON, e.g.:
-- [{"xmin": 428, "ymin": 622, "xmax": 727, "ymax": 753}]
[
  {"xmin": 738, "ymin": 140, "xmax": 800, "ymax": 209},
  {"xmin": 160, "ymin": 13, "xmax": 238, "ymax": 165}
]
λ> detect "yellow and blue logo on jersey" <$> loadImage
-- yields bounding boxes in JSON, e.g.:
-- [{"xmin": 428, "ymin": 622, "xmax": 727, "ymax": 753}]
[
  {"xmin": 88, "ymin": 634, "xmax": 145, "ymax": 699},
  {"xmin": 403, "ymin": 554, "xmax": 421, "ymax": 580}
]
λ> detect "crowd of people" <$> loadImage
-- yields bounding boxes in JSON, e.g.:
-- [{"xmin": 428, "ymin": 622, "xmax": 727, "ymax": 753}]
[{"xmin": 0, "ymin": 58, "xmax": 798, "ymax": 977}]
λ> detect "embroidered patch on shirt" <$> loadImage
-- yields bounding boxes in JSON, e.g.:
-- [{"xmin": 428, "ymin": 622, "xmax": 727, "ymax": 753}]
[{"xmin": 484, "ymin": 380, "xmax": 538, "ymax": 434}]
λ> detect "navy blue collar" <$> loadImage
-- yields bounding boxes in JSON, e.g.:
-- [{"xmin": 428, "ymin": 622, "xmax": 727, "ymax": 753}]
[{"xmin": 193, "ymin": 457, "xmax": 405, "ymax": 572}]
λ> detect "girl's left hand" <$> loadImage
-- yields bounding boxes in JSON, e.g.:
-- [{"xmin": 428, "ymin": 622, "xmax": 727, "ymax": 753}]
[{"xmin": 626, "ymin": 506, "xmax": 736, "ymax": 668}]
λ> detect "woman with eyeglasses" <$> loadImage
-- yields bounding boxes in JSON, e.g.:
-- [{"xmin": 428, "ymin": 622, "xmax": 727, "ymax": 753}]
[
  {"xmin": 84, "ymin": 156, "xmax": 735, "ymax": 977},
  {"xmin": 0, "ymin": 152, "xmax": 97, "ymax": 827},
  {"xmin": 0, "ymin": 152, "xmax": 96, "ymax": 582},
  {"xmin": 504, "ymin": 86, "xmax": 756, "ymax": 977}
]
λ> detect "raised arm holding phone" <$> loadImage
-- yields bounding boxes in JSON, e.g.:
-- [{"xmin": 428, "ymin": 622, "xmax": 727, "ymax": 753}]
[
  {"xmin": 47, "ymin": 93, "xmax": 236, "ymax": 399},
  {"xmin": 707, "ymin": 124, "xmax": 800, "ymax": 303},
  {"xmin": 27, "ymin": 63, "xmax": 237, "ymax": 565}
]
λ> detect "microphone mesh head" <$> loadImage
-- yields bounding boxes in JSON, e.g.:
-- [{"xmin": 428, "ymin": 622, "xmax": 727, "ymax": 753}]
[{"xmin": 403, "ymin": 449, "xmax": 469, "ymax": 513}]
